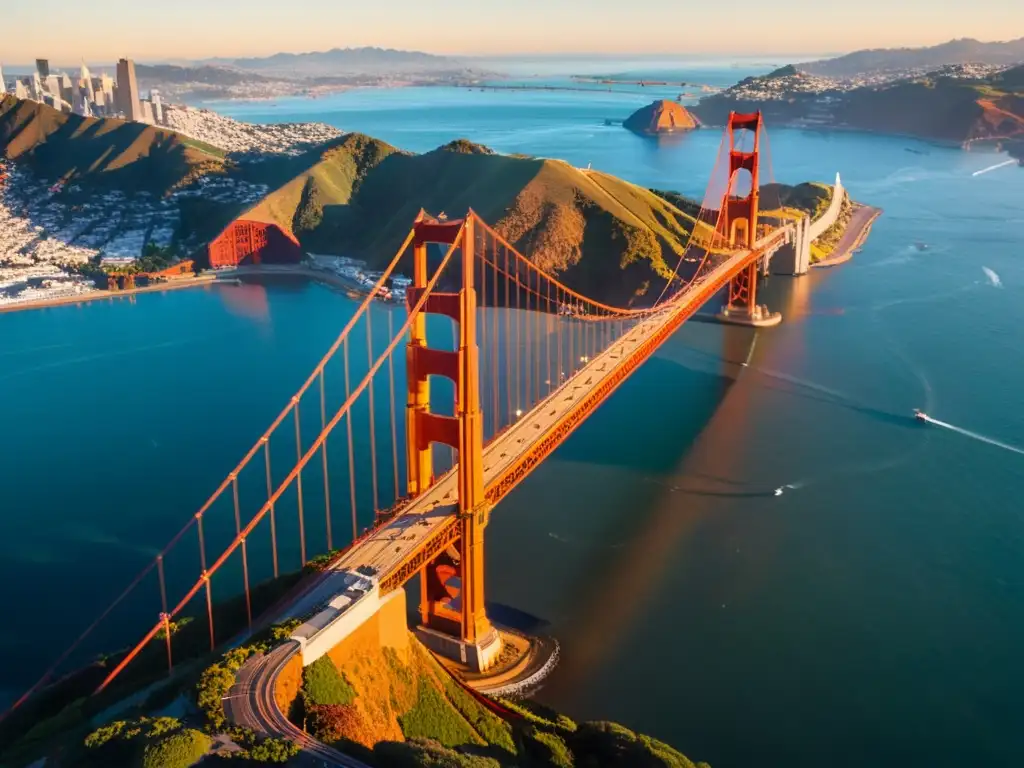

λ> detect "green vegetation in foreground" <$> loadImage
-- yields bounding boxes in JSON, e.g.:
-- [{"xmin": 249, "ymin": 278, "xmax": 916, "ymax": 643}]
[
  {"xmin": 292, "ymin": 628, "xmax": 707, "ymax": 768},
  {"xmin": 810, "ymin": 195, "xmax": 856, "ymax": 262},
  {"xmin": 141, "ymin": 729, "xmax": 211, "ymax": 768},
  {"xmin": 303, "ymin": 656, "xmax": 357, "ymax": 706}
]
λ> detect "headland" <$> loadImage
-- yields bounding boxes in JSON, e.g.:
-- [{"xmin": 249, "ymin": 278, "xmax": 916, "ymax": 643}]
[
  {"xmin": 2, "ymin": 95, "xmax": 875, "ymax": 316},
  {"xmin": 690, "ymin": 63, "xmax": 1024, "ymax": 151}
]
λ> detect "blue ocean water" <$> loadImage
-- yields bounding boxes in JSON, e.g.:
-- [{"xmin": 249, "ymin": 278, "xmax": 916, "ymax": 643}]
[{"xmin": 3, "ymin": 65, "xmax": 1024, "ymax": 767}]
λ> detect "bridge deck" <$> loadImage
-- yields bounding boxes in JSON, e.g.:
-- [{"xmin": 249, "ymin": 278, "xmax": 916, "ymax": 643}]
[{"xmin": 283, "ymin": 233, "xmax": 786, "ymax": 611}]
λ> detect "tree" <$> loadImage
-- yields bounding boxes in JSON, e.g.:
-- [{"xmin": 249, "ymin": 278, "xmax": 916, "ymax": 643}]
[
  {"xmin": 141, "ymin": 728, "xmax": 211, "ymax": 768},
  {"xmin": 292, "ymin": 176, "xmax": 324, "ymax": 237}
]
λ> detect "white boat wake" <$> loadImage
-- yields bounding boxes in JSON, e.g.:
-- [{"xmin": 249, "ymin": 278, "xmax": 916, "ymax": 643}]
[
  {"xmin": 774, "ymin": 482, "xmax": 805, "ymax": 496},
  {"xmin": 919, "ymin": 415, "xmax": 1024, "ymax": 457},
  {"xmin": 972, "ymin": 159, "xmax": 1016, "ymax": 177},
  {"xmin": 982, "ymin": 267, "xmax": 1003, "ymax": 287}
]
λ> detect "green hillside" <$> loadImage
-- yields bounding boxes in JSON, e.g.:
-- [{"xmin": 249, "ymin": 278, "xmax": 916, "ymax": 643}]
[
  {"xmin": 292, "ymin": 628, "xmax": 710, "ymax": 768},
  {"xmin": 242, "ymin": 138, "xmax": 707, "ymax": 305},
  {"xmin": 0, "ymin": 95, "xmax": 225, "ymax": 194}
]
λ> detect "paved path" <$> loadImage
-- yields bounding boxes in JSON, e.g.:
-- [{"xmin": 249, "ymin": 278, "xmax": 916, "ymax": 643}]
[
  {"xmin": 227, "ymin": 642, "xmax": 371, "ymax": 768},
  {"xmin": 812, "ymin": 205, "xmax": 882, "ymax": 269}
]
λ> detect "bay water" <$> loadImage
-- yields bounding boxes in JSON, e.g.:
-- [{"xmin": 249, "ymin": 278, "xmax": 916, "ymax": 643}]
[{"xmin": 2, "ymin": 65, "xmax": 1024, "ymax": 766}]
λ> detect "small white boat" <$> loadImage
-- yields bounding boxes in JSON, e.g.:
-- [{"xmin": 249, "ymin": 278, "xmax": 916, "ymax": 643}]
[{"xmin": 913, "ymin": 409, "xmax": 928, "ymax": 423}]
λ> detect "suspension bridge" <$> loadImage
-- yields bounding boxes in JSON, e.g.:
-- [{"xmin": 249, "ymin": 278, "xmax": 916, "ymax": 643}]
[{"xmin": 6, "ymin": 111, "xmax": 820, "ymax": 731}]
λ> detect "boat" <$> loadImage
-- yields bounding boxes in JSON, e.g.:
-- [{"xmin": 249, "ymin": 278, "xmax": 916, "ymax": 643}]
[{"xmin": 913, "ymin": 409, "xmax": 929, "ymax": 423}]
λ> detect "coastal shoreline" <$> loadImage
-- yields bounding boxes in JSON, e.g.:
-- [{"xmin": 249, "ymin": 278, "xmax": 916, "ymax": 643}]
[{"xmin": 0, "ymin": 274, "xmax": 220, "ymax": 315}]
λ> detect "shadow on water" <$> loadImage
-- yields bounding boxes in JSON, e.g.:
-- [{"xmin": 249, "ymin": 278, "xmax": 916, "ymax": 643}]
[
  {"xmin": 753, "ymin": 376, "xmax": 917, "ymax": 430},
  {"xmin": 552, "ymin": 355, "xmax": 737, "ymax": 473}
]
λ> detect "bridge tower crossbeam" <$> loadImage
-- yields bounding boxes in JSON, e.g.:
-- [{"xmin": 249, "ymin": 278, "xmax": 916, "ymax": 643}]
[{"xmin": 405, "ymin": 212, "xmax": 501, "ymax": 671}]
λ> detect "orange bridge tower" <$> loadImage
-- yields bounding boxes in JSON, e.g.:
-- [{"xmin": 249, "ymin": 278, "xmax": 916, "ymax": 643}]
[
  {"xmin": 404, "ymin": 212, "xmax": 501, "ymax": 671},
  {"xmin": 715, "ymin": 111, "xmax": 781, "ymax": 327}
]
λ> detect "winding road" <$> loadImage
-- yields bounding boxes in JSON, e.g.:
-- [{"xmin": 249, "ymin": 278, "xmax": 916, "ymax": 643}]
[{"xmin": 226, "ymin": 641, "xmax": 371, "ymax": 768}]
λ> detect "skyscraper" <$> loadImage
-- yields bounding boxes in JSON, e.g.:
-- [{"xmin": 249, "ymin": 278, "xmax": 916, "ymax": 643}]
[
  {"xmin": 32, "ymin": 72, "xmax": 42, "ymax": 100},
  {"xmin": 100, "ymin": 74, "xmax": 114, "ymax": 105},
  {"xmin": 36, "ymin": 59, "xmax": 50, "ymax": 79},
  {"xmin": 15, "ymin": 81, "xmax": 29, "ymax": 100},
  {"xmin": 0, "ymin": 64, "xmax": 6, "ymax": 95},
  {"xmin": 80, "ymin": 62, "xmax": 95, "ymax": 102},
  {"xmin": 151, "ymin": 90, "xmax": 163, "ymax": 125},
  {"xmin": 115, "ymin": 58, "xmax": 140, "ymax": 122},
  {"xmin": 140, "ymin": 100, "xmax": 154, "ymax": 124}
]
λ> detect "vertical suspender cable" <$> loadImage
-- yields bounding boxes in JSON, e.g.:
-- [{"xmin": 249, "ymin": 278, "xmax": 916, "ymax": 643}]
[
  {"xmin": 293, "ymin": 403, "xmax": 306, "ymax": 566},
  {"xmin": 263, "ymin": 437, "xmax": 278, "ymax": 579},
  {"xmin": 387, "ymin": 310, "xmax": 400, "ymax": 503},
  {"xmin": 344, "ymin": 337, "xmax": 358, "ymax": 539},
  {"xmin": 514, "ymin": 255, "xmax": 521, "ymax": 416},
  {"xmin": 492, "ymin": 237, "xmax": 499, "ymax": 433},
  {"xmin": 504, "ymin": 244, "xmax": 512, "ymax": 427},
  {"xmin": 320, "ymin": 371, "xmax": 333, "ymax": 551},
  {"xmin": 232, "ymin": 475, "xmax": 251, "ymax": 629},
  {"xmin": 366, "ymin": 313, "xmax": 379, "ymax": 513}
]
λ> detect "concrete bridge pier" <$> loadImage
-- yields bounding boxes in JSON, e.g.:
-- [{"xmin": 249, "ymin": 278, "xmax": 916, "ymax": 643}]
[
  {"xmin": 715, "ymin": 303, "xmax": 783, "ymax": 327},
  {"xmin": 770, "ymin": 215, "xmax": 811, "ymax": 276}
]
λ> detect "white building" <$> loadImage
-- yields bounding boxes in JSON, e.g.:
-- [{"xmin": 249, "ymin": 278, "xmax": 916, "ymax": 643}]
[{"xmin": 0, "ymin": 64, "xmax": 6, "ymax": 95}]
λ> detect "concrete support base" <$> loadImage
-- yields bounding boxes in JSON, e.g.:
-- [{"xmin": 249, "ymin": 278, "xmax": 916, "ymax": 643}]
[
  {"xmin": 714, "ymin": 304, "xmax": 782, "ymax": 327},
  {"xmin": 415, "ymin": 625, "xmax": 503, "ymax": 672}
]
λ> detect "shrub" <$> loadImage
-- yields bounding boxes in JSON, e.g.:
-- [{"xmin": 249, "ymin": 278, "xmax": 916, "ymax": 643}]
[
  {"xmin": 398, "ymin": 680, "xmax": 478, "ymax": 748},
  {"xmin": 269, "ymin": 618, "xmax": 301, "ymax": 642},
  {"xmin": 85, "ymin": 716, "xmax": 183, "ymax": 749},
  {"xmin": 241, "ymin": 736, "xmax": 300, "ymax": 763},
  {"xmin": 523, "ymin": 727, "xmax": 574, "ymax": 768},
  {"xmin": 196, "ymin": 645, "xmax": 262, "ymax": 730},
  {"xmin": 141, "ymin": 728, "xmax": 211, "ymax": 768},
  {"xmin": 374, "ymin": 738, "xmax": 502, "ymax": 767},
  {"xmin": 305, "ymin": 703, "xmax": 351, "ymax": 744},
  {"xmin": 302, "ymin": 656, "xmax": 356, "ymax": 706},
  {"xmin": 568, "ymin": 720, "xmax": 705, "ymax": 768},
  {"xmin": 293, "ymin": 176, "xmax": 324, "ymax": 236},
  {"xmin": 439, "ymin": 676, "xmax": 515, "ymax": 754}
]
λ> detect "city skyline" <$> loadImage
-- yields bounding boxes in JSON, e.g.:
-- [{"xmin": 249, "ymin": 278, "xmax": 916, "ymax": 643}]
[{"xmin": 3, "ymin": 0, "xmax": 1023, "ymax": 62}]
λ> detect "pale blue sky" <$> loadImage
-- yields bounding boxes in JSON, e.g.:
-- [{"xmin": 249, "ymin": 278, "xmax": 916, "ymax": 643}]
[{"xmin": 5, "ymin": 0, "xmax": 1023, "ymax": 63}]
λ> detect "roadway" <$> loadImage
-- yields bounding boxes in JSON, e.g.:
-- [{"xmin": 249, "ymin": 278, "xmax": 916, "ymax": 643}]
[
  {"xmin": 225, "ymin": 229, "xmax": 789, "ymax": 758},
  {"xmin": 279, "ymin": 228, "xmax": 790, "ymax": 599},
  {"xmin": 226, "ymin": 641, "xmax": 371, "ymax": 768}
]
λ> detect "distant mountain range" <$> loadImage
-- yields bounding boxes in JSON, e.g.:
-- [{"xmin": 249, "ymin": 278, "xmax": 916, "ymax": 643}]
[
  {"xmin": 800, "ymin": 37, "xmax": 1024, "ymax": 78},
  {"xmin": 198, "ymin": 47, "xmax": 477, "ymax": 78}
]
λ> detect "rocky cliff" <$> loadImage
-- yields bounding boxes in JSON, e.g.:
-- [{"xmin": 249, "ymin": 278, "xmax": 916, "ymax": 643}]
[{"xmin": 624, "ymin": 100, "xmax": 700, "ymax": 136}]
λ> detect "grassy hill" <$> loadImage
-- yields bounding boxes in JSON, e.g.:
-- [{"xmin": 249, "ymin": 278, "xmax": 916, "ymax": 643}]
[
  {"xmin": 0, "ymin": 95, "xmax": 225, "ymax": 194},
  {"xmin": 239, "ymin": 137, "xmax": 707, "ymax": 305},
  {"xmin": 286, "ymin": 620, "xmax": 709, "ymax": 768}
]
